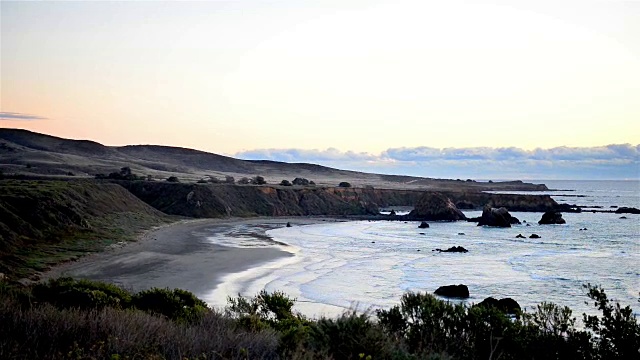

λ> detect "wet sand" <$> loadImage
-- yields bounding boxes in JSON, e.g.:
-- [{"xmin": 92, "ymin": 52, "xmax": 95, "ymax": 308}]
[{"xmin": 44, "ymin": 217, "xmax": 342, "ymax": 298}]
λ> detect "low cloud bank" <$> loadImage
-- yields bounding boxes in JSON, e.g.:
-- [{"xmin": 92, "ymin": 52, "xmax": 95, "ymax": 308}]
[
  {"xmin": 0, "ymin": 112, "xmax": 48, "ymax": 121},
  {"xmin": 235, "ymin": 144, "xmax": 639, "ymax": 180}
]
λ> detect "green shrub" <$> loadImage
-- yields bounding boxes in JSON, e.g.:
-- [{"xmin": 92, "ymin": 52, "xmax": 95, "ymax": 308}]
[
  {"xmin": 2, "ymin": 279, "xmax": 638, "ymax": 359},
  {"xmin": 32, "ymin": 277, "xmax": 132, "ymax": 309},
  {"xmin": 307, "ymin": 310, "xmax": 391, "ymax": 359},
  {"xmin": 583, "ymin": 284, "xmax": 640, "ymax": 359},
  {"xmin": 132, "ymin": 287, "xmax": 209, "ymax": 323},
  {"xmin": 227, "ymin": 290, "xmax": 311, "ymax": 354},
  {"xmin": 253, "ymin": 176, "xmax": 267, "ymax": 185}
]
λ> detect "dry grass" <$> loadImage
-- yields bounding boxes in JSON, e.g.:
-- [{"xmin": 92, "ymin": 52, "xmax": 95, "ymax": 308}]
[{"xmin": 0, "ymin": 297, "xmax": 280, "ymax": 360}]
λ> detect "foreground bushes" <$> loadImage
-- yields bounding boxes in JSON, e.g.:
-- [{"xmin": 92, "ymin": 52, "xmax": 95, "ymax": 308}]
[{"xmin": 0, "ymin": 278, "xmax": 638, "ymax": 359}]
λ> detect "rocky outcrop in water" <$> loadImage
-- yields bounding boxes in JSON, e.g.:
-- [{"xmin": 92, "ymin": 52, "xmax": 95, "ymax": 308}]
[
  {"xmin": 615, "ymin": 207, "xmax": 640, "ymax": 214},
  {"xmin": 538, "ymin": 211, "xmax": 566, "ymax": 225},
  {"xmin": 434, "ymin": 284, "xmax": 470, "ymax": 298},
  {"xmin": 418, "ymin": 221, "xmax": 430, "ymax": 228},
  {"xmin": 444, "ymin": 192, "xmax": 571, "ymax": 212},
  {"xmin": 475, "ymin": 206, "xmax": 520, "ymax": 227},
  {"xmin": 407, "ymin": 192, "xmax": 466, "ymax": 221},
  {"xmin": 433, "ymin": 246, "xmax": 468, "ymax": 253},
  {"xmin": 477, "ymin": 297, "xmax": 521, "ymax": 314}
]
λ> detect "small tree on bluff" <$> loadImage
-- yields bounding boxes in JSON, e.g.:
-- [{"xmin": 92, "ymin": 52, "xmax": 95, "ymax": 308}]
[{"xmin": 292, "ymin": 177, "xmax": 310, "ymax": 186}]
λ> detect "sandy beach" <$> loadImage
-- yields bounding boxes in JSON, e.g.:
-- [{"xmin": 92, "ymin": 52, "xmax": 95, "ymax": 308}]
[{"xmin": 44, "ymin": 217, "xmax": 343, "ymax": 300}]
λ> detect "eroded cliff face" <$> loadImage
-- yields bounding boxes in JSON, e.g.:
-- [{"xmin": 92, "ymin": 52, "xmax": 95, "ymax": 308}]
[
  {"xmin": 120, "ymin": 183, "xmax": 566, "ymax": 218},
  {"xmin": 121, "ymin": 182, "xmax": 423, "ymax": 217},
  {"xmin": 444, "ymin": 192, "xmax": 563, "ymax": 212}
]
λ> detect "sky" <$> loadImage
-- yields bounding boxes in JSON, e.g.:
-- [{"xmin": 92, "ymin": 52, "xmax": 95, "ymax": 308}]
[{"xmin": 1, "ymin": 0, "xmax": 638, "ymax": 179}]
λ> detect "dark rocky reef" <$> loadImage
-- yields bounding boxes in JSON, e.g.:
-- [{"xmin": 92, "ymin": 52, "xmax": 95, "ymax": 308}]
[
  {"xmin": 615, "ymin": 207, "xmax": 640, "ymax": 214},
  {"xmin": 538, "ymin": 211, "xmax": 566, "ymax": 225},
  {"xmin": 472, "ymin": 206, "xmax": 520, "ymax": 227},
  {"xmin": 418, "ymin": 221, "xmax": 430, "ymax": 229},
  {"xmin": 443, "ymin": 192, "xmax": 574, "ymax": 212},
  {"xmin": 433, "ymin": 246, "xmax": 468, "ymax": 253},
  {"xmin": 434, "ymin": 284, "xmax": 470, "ymax": 298},
  {"xmin": 406, "ymin": 192, "xmax": 466, "ymax": 221},
  {"xmin": 529, "ymin": 234, "xmax": 540, "ymax": 239},
  {"xmin": 477, "ymin": 297, "xmax": 521, "ymax": 314}
]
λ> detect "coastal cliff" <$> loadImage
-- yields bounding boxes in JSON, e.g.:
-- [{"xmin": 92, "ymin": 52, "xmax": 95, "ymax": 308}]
[{"xmin": 120, "ymin": 182, "xmax": 566, "ymax": 218}]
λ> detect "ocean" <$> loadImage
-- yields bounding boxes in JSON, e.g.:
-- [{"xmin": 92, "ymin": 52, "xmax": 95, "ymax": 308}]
[{"xmin": 206, "ymin": 180, "xmax": 639, "ymax": 319}]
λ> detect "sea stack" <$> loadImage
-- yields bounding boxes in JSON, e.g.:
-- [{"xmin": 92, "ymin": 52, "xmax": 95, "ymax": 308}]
[
  {"xmin": 477, "ymin": 206, "xmax": 520, "ymax": 227},
  {"xmin": 407, "ymin": 192, "xmax": 466, "ymax": 221},
  {"xmin": 538, "ymin": 211, "xmax": 566, "ymax": 225}
]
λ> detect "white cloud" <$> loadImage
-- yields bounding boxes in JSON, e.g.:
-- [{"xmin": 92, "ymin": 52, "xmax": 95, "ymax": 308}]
[
  {"xmin": 235, "ymin": 144, "xmax": 639, "ymax": 180},
  {"xmin": 0, "ymin": 112, "xmax": 48, "ymax": 121}
]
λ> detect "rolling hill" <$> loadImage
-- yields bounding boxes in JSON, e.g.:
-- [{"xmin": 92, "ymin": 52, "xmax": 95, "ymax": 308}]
[{"xmin": 0, "ymin": 128, "xmax": 547, "ymax": 191}]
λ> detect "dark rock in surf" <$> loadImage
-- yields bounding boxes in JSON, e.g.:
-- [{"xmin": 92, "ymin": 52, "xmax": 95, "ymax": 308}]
[
  {"xmin": 529, "ymin": 234, "xmax": 540, "ymax": 238},
  {"xmin": 498, "ymin": 298, "xmax": 521, "ymax": 314},
  {"xmin": 418, "ymin": 221, "xmax": 430, "ymax": 229},
  {"xmin": 538, "ymin": 211, "xmax": 566, "ymax": 225},
  {"xmin": 477, "ymin": 206, "xmax": 520, "ymax": 227},
  {"xmin": 620, "ymin": 216, "xmax": 628, "ymax": 219},
  {"xmin": 477, "ymin": 297, "xmax": 521, "ymax": 314},
  {"xmin": 286, "ymin": 222, "xmax": 292, "ymax": 227},
  {"xmin": 435, "ymin": 284, "xmax": 470, "ymax": 298},
  {"xmin": 516, "ymin": 234, "xmax": 525, "ymax": 238},
  {"xmin": 477, "ymin": 297, "xmax": 500, "ymax": 309},
  {"xmin": 615, "ymin": 207, "xmax": 640, "ymax": 214},
  {"xmin": 433, "ymin": 246, "xmax": 468, "ymax": 253}
]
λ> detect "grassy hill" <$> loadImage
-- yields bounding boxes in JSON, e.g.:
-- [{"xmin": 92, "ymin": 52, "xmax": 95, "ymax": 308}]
[
  {"xmin": 0, "ymin": 128, "xmax": 548, "ymax": 191},
  {"xmin": 0, "ymin": 179, "xmax": 169, "ymax": 278}
]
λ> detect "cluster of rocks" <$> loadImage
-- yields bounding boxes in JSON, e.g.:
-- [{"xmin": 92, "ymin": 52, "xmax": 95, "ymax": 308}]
[
  {"xmin": 477, "ymin": 297, "xmax": 522, "ymax": 314},
  {"xmin": 433, "ymin": 246, "xmax": 468, "ymax": 253},
  {"xmin": 433, "ymin": 284, "xmax": 521, "ymax": 314},
  {"xmin": 516, "ymin": 234, "xmax": 540, "ymax": 239}
]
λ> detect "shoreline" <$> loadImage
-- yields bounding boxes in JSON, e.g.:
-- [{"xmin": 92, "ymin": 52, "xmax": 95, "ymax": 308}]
[{"xmin": 43, "ymin": 216, "xmax": 346, "ymax": 299}]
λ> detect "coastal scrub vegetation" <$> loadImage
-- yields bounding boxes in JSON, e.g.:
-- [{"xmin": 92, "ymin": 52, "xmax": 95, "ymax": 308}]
[
  {"xmin": 95, "ymin": 167, "xmax": 147, "ymax": 181},
  {"xmin": 0, "ymin": 278, "xmax": 638, "ymax": 359}
]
